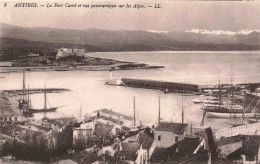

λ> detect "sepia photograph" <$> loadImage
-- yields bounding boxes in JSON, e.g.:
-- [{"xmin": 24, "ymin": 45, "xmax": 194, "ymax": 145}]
[{"xmin": 0, "ymin": 0, "xmax": 260, "ymax": 163}]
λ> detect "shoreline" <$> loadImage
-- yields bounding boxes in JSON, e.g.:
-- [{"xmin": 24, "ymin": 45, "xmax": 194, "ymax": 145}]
[
  {"xmin": 0, "ymin": 55, "xmax": 164, "ymax": 73},
  {"xmin": 0, "ymin": 63, "xmax": 165, "ymax": 73}
]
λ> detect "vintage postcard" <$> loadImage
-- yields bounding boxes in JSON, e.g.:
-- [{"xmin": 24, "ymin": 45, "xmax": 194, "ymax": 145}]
[{"xmin": 0, "ymin": 0, "xmax": 260, "ymax": 163}]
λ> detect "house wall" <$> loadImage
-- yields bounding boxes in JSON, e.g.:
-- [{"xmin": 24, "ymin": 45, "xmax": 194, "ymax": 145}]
[
  {"xmin": 0, "ymin": 115, "xmax": 23, "ymax": 122},
  {"xmin": 149, "ymin": 141, "xmax": 156, "ymax": 159},
  {"xmin": 80, "ymin": 122, "xmax": 95, "ymax": 129},
  {"xmin": 0, "ymin": 62, "xmax": 13, "ymax": 67},
  {"xmin": 136, "ymin": 148, "xmax": 148, "ymax": 164},
  {"xmin": 241, "ymin": 155, "xmax": 257, "ymax": 164},
  {"xmin": 123, "ymin": 120, "xmax": 133, "ymax": 128},
  {"xmin": 73, "ymin": 129, "xmax": 92, "ymax": 144},
  {"xmin": 154, "ymin": 131, "xmax": 184, "ymax": 148}
]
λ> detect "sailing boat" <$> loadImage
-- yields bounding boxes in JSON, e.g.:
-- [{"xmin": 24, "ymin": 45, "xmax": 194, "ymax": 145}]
[
  {"xmin": 18, "ymin": 69, "xmax": 28, "ymax": 109},
  {"xmin": 28, "ymin": 85, "xmax": 58, "ymax": 113},
  {"xmin": 23, "ymin": 84, "xmax": 33, "ymax": 117},
  {"xmin": 203, "ymin": 79, "xmax": 255, "ymax": 118}
]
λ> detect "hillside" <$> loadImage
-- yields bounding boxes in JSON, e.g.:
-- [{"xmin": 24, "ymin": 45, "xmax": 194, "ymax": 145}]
[{"xmin": 1, "ymin": 23, "xmax": 260, "ymax": 60}]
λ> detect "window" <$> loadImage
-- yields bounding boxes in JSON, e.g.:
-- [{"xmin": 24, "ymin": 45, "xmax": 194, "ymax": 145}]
[
  {"xmin": 158, "ymin": 135, "xmax": 161, "ymax": 141},
  {"xmin": 175, "ymin": 136, "xmax": 178, "ymax": 142}
]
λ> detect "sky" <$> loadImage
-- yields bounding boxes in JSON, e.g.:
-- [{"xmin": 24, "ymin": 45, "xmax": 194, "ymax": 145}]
[{"xmin": 1, "ymin": 0, "xmax": 260, "ymax": 32}]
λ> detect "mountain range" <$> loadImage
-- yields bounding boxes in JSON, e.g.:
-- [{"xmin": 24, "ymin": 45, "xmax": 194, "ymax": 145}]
[{"xmin": 1, "ymin": 23, "xmax": 260, "ymax": 52}]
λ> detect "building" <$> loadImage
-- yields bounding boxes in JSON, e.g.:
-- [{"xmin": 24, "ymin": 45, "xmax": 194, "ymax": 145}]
[
  {"xmin": 92, "ymin": 109, "xmax": 133, "ymax": 128},
  {"xmin": 73, "ymin": 120, "xmax": 95, "ymax": 144},
  {"xmin": 217, "ymin": 135, "xmax": 243, "ymax": 159},
  {"xmin": 56, "ymin": 48, "xmax": 86, "ymax": 59},
  {"xmin": 0, "ymin": 110, "xmax": 25, "ymax": 125},
  {"xmin": 149, "ymin": 136, "xmax": 206, "ymax": 163},
  {"xmin": 0, "ymin": 61, "xmax": 13, "ymax": 67},
  {"xmin": 216, "ymin": 135, "xmax": 260, "ymax": 163},
  {"xmin": 154, "ymin": 122, "xmax": 188, "ymax": 148},
  {"xmin": 42, "ymin": 117, "xmax": 66, "ymax": 132},
  {"xmin": 119, "ymin": 143, "xmax": 148, "ymax": 164},
  {"xmin": 93, "ymin": 123, "xmax": 117, "ymax": 139}
]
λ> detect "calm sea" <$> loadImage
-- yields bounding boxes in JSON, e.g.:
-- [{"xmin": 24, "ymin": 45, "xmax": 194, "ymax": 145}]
[{"xmin": 1, "ymin": 51, "xmax": 260, "ymax": 129}]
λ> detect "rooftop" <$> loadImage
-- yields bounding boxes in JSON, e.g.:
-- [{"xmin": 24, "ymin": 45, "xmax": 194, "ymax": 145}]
[
  {"xmin": 150, "ymin": 147, "xmax": 169, "ymax": 163},
  {"xmin": 177, "ymin": 136, "xmax": 202, "ymax": 154},
  {"xmin": 42, "ymin": 117, "xmax": 65, "ymax": 128},
  {"xmin": 94, "ymin": 108, "xmax": 133, "ymax": 121},
  {"xmin": 217, "ymin": 135, "xmax": 242, "ymax": 146},
  {"xmin": 155, "ymin": 122, "xmax": 188, "ymax": 134}
]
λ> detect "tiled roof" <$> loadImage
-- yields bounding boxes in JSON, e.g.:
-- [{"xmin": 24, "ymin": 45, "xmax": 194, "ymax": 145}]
[
  {"xmin": 166, "ymin": 151, "xmax": 209, "ymax": 164},
  {"xmin": 217, "ymin": 135, "xmax": 260, "ymax": 161},
  {"xmin": 177, "ymin": 136, "xmax": 201, "ymax": 154},
  {"xmin": 95, "ymin": 109, "xmax": 133, "ymax": 121},
  {"xmin": 217, "ymin": 135, "xmax": 242, "ymax": 146},
  {"xmin": 121, "ymin": 143, "xmax": 140, "ymax": 161},
  {"xmin": 155, "ymin": 122, "xmax": 188, "ymax": 134},
  {"xmin": 149, "ymin": 147, "xmax": 168, "ymax": 163}
]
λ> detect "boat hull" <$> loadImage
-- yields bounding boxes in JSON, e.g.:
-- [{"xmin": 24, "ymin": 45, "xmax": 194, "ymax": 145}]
[
  {"xmin": 28, "ymin": 107, "xmax": 57, "ymax": 113},
  {"xmin": 206, "ymin": 112, "xmax": 255, "ymax": 118}
]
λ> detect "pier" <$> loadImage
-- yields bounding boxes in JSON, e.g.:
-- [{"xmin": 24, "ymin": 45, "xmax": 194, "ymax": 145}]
[
  {"xmin": 3, "ymin": 88, "xmax": 70, "ymax": 95},
  {"xmin": 119, "ymin": 78, "xmax": 199, "ymax": 93}
]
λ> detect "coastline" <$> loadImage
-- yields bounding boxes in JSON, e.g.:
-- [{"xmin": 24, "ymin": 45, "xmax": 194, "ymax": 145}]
[
  {"xmin": 0, "ymin": 64, "xmax": 164, "ymax": 73},
  {"xmin": 0, "ymin": 54, "xmax": 164, "ymax": 73}
]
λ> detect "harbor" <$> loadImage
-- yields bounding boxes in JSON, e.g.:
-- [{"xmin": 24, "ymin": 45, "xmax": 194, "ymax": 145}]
[
  {"xmin": 2, "ymin": 0, "xmax": 260, "ymax": 162},
  {"xmin": 1, "ymin": 51, "xmax": 260, "ymax": 164}
]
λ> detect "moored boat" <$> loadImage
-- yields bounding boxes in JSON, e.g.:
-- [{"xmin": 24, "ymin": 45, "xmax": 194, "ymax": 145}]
[
  {"xmin": 205, "ymin": 111, "xmax": 255, "ymax": 118},
  {"xmin": 28, "ymin": 85, "xmax": 59, "ymax": 113}
]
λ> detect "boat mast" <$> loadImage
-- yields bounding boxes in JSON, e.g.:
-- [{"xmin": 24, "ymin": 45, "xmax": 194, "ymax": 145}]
[
  {"xmin": 133, "ymin": 96, "xmax": 136, "ymax": 126},
  {"xmin": 44, "ymin": 84, "xmax": 47, "ymax": 110},
  {"xmin": 243, "ymin": 91, "xmax": 245, "ymax": 121},
  {"xmin": 182, "ymin": 96, "xmax": 186, "ymax": 124},
  {"xmin": 231, "ymin": 77, "xmax": 233, "ymax": 110},
  {"xmin": 22, "ymin": 68, "xmax": 26, "ymax": 100},
  {"xmin": 218, "ymin": 78, "xmax": 221, "ymax": 111},
  {"xmin": 27, "ymin": 84, "xmax": 30, "ymax": 108},
  {"xmin": 80, "ymin": 106, "xmax": 82, "ymax": 119}
]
